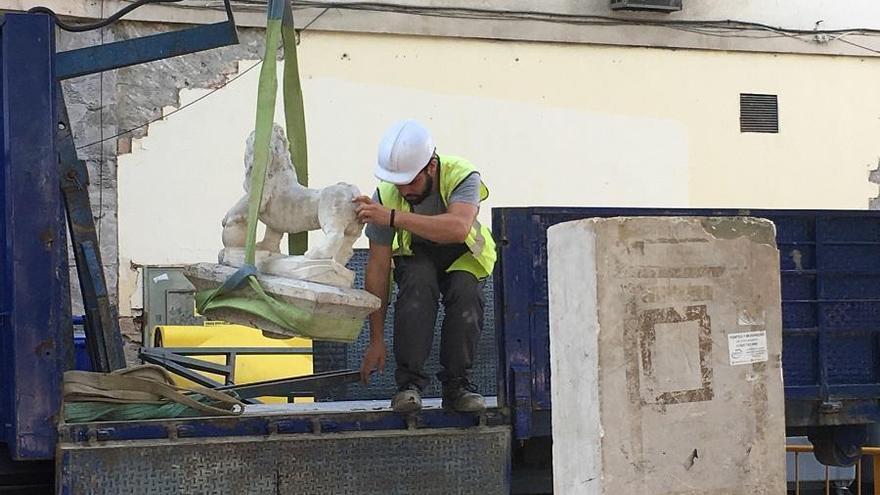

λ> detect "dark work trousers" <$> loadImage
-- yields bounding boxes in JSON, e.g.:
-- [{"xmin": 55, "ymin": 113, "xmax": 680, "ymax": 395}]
[{"xmin": 392, "ymin": 243, "xmax": 485, "ymax": 391}]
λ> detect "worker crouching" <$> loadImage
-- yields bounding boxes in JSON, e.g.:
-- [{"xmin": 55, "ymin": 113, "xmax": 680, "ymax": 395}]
[{"xmin": 354, "ymin": 119, "xmax": 496, "ymax": 413}]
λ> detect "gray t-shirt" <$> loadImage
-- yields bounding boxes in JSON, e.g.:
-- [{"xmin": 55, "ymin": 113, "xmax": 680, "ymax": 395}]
[{"xmin": 365, "ymin": 170, "xmax": 481, "ymax": 246}]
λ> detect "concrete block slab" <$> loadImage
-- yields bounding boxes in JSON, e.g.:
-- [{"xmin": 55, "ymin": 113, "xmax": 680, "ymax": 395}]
[{"xmin": 548, "ymin": 216, "xmax": 785, "ymax": 495}]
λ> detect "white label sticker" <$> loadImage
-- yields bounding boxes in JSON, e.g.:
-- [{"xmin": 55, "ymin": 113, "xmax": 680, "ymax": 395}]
[
  {"xmin": 152, "ymin": 273, "xmax": 170, "ymax": 283},
  {"xmin": 728, "ymin": 331, "xmax": 768, "ymax": 366}
]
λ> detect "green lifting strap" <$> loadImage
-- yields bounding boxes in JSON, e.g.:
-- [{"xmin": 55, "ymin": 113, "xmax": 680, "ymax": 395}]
[
  {"xmin": 194, "ymin": 0, "xmax": 362, "ymax": 343},
  {"xmin": 282, "ymin": 2, "xmax": 309, "ymax": 257}
]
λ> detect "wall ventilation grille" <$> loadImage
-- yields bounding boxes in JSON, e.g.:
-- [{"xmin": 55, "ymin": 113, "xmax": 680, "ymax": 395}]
[
  {"xmin": 610, "ymin": 0, "xmax": 683, "ymax": 12},
  {"xmin": 740, "ymin": 93, "xmax": 779, "ymax": 133}
]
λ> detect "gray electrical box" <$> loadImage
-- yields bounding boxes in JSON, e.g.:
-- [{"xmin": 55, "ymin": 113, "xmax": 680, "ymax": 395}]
[
  {"xmin": 142, "ymin": 266, "xmax": 205, "ymax": 346},
  {"xmin": 611, "ymin": 0, "xmax": 682, "ymax": 12}
]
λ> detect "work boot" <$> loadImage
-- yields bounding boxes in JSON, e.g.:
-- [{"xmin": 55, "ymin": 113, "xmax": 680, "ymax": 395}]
[
  {"xmin": 442, "ymin": 378, "xmax": 485, "ymax": 413},
  {"xmin": 391, "ymin": 385, "xmax": 422, "ymax": 413}
]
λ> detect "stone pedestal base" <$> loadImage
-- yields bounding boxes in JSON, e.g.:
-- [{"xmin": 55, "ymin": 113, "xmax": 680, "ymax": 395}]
[
  {"xmin": 185, "ymin": 262, "xmax": 379, "ymax": 341},
  {"xmin": 219, "ymin": 248, "xmax": 354, "ymax": 288}
]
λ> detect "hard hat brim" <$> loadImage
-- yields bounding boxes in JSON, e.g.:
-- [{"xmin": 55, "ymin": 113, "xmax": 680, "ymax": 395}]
[{"xmin": 374, "ymin": 164, "xmax": 422, "ymax": 185}]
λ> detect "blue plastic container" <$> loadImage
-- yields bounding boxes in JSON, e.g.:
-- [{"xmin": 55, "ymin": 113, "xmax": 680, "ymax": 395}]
[{"xmin": 72, "ymin": 316, "xmax": 91, "ymax": 372}]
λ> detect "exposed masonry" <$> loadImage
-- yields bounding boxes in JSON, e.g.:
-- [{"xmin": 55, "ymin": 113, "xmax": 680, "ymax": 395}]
[
  {"xmin": 870, "ymin": 158, "xmax": 880, "ymax": 210},
  {"xmin": 58, "ymin": 21, "xmax": 266, "ymax": 359},
  {"xmin": 112, "ymin": 22, "xmax": 266, "ymax": 148}
]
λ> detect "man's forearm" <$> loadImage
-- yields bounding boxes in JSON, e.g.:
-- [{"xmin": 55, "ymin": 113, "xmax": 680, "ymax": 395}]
[
  {"xmin": 364, "ymin": 258, "xmax": 390, "ymax": 344},
  {"xmin": 368, "ymin": 310, "xmax": 385, "ymax": 344},
  {"xmin": 394, "ymin": 210, "xmax": 470, "ymax": 244}
]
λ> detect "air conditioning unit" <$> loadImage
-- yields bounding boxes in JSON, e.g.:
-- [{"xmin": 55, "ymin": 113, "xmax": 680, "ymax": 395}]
[{"xmin": 610, "ymin": 0, "xmax": 682, "ymax": 12}]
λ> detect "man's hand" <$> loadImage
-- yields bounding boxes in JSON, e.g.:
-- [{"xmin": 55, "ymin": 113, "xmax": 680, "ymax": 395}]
[
  {"xmin": 360, "ymin": 341, "xmax": 387, "ymax": 384},
  {"xmin": 353, "ymin": 196, "xmax": 392, "ymax": 227}
]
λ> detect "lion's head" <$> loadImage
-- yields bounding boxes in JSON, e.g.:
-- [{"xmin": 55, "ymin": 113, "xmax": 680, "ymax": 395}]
[{"xmin": 243, "ymin": 123, "xmax": 297, "ymax": 192}]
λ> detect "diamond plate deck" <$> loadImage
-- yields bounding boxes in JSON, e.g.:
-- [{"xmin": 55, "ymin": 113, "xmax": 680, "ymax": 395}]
[
  {"xmin": 58, "ymin": 426, "xmax": 510, "ymax": 494},
  {"xmin": 315, "ymin": 249, "xmax": 498, "ymax": 402}
]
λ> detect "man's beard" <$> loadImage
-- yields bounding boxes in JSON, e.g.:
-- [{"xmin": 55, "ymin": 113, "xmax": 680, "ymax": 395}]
[{"xmin": 404, "ymin": 175, "xmax": 433, "ymax": 205}]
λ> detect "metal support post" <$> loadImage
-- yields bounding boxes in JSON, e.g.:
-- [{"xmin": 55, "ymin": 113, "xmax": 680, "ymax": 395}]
[
  {"xmin": 0, "ymin": 14, "xmax": 71, "ymax": 459},
  {"xmin": 56, "ymin": 85, "xmax": 127, "ymax": 372}
]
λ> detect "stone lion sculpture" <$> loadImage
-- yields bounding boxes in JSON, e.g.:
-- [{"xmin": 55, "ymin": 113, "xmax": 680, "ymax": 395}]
[{"xmin": 221, "ymin": 124, "xmax": 362, "ymax": 273}]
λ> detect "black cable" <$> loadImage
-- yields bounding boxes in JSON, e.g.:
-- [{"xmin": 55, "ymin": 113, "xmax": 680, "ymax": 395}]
[
  {"xmin": 221, "ymin": 1, "xmax": 880, "ymax": 38},
  {"xmin": 301, "ymin": 7, "xmax": 330, "ymax": 32},
  {"xmin": 839, "ymin": 37, "xmax": 880, "ymax": 55},
  {"xmin": 333, "ymin": 2, "xmax": 880, "ymax": 36},
  {"xmin": 76, "ymin": 59, "xmax": 263, "ymax": 150},
  {"xmin": 98, "ymin": 0, "xmax": 105, "ymax": 239},
  {"xmin": 27, "ymin": 0, "xmax": 184, "ymax": 32}
]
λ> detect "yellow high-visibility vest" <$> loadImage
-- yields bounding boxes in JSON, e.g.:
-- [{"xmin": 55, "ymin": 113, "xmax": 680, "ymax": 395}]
[{"xmin": 377, "ymin": 155, "xmax": 496, "ymax": 279}]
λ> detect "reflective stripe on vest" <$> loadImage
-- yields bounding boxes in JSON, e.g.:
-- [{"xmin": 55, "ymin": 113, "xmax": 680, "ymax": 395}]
[{"xmin": 471, "ymin": 219, "xmax": 486, "ymax": 257}]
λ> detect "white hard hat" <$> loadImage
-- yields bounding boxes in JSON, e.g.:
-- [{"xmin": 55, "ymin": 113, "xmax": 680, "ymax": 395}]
[{"xmin": 375, "ymin": 120, "xmax": 434, "ymax": 185}]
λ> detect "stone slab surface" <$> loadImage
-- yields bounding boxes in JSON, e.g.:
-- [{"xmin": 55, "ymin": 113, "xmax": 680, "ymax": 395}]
[
  {"xmin": 547, "ymin": 216, "xmax": 786, "ymax": 495},
  {"xmin": 219, "ymin": 248, "xmax": 355, "ymax": 288}
]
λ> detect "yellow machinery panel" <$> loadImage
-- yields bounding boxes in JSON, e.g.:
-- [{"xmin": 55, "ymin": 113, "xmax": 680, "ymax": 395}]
[{"xmin": 154, "ymin": 323, "xmax": 313, "ymax": 404}]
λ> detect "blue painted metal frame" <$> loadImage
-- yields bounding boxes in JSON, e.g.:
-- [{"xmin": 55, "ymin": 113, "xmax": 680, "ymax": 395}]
[
  {"xmin": 0, "ymin": 8, "xmax": 241, "ymax": 459},
  {"xmin": 53, "ymin": 1, "xmax": 238, "ymax": 373},
  {"xmin": 55, "ymin": 16, "xmax": 238, "ymax": 80},
  {"xmin": 57, "ymin": 89, "xmax": 128, "ymax": 372},
  {"xmin": 0, "ymin": 14, "xmax": 72, "ymax": 460},
  {"xmin": 0, "ymin": 20, "xmax": 5, "ymax": 449},
  {"xmin": 58, "ymin": 406, "xmax": 506, "ymax": 444},
  {"xmin": 493, "ymin": 207, "xmax": 880, "ymax": 440}
]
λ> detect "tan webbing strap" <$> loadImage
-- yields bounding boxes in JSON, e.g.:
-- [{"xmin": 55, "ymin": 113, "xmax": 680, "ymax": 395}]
[{"xmin": 64, "ymin": 365, "xmax": 244, "ymax": 417}]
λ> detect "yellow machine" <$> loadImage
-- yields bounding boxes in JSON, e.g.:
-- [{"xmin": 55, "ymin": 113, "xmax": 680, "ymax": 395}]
[{"xmin": 153, "ymin": 323, "xmax": 313, "ymax": 404}]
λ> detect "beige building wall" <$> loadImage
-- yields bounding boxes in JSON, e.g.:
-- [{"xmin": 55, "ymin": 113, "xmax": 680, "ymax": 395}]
[{"xmin": 118, "ymin": 30, "xmax": 880, "ymax": 314}]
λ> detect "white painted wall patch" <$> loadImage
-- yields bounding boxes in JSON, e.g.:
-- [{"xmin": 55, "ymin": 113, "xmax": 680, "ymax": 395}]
[
  {"xmin": 736, "ymin": 305, "xmax": 766, "ymax": 326},
  {"xmin": 728, "ymin": 331, "xmax": 768, "ymax": 366}
]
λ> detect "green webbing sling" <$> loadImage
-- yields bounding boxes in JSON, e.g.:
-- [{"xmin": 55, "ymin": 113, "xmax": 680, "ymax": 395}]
[
  {"xmin": 282, "ymin": 2, "xmax": 309, "ymax": 257},
  {"xmin": 194, "ymin": 0, "xmax": 362, "ymax": 343}
]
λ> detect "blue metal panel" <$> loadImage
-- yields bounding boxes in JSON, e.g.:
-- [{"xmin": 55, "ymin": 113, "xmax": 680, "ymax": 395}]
[
  {"xmin": 55, "ymin": 21, "xmax": 238, "ymax": 80},
  {"xmin": 815, "ymin": 218, "xmax": 832, "ymax": 406},
  {"xmin": 492, "ymin": 211, "xmax": 535, "ymax": 439},
  {"xmin": 0, "ymin": 13, "xmax": 7, "ymax": 447},
  {"xmin": 492, "ymin": 207, "xmax": 880, "ymax": 439},
  {"xmin": 0, "ymin": 14, "xmax": 68, "ymax": 460},
  {"xmin": 58, "ymin": 91, "xmax": 127, "ymax": 372},
  {"xmin": 59, "ymin": 406, "xmax": 506, "ymax": 444},
  {"xmin": 787, "ymin": 399, "xmax": 880, "ymax": 426}
]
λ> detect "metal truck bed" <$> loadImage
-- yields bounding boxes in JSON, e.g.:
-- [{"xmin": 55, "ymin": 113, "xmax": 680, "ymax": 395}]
[{"xmin": 57, "ymin": 402, "xmax": 509, "ymax": 494}]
